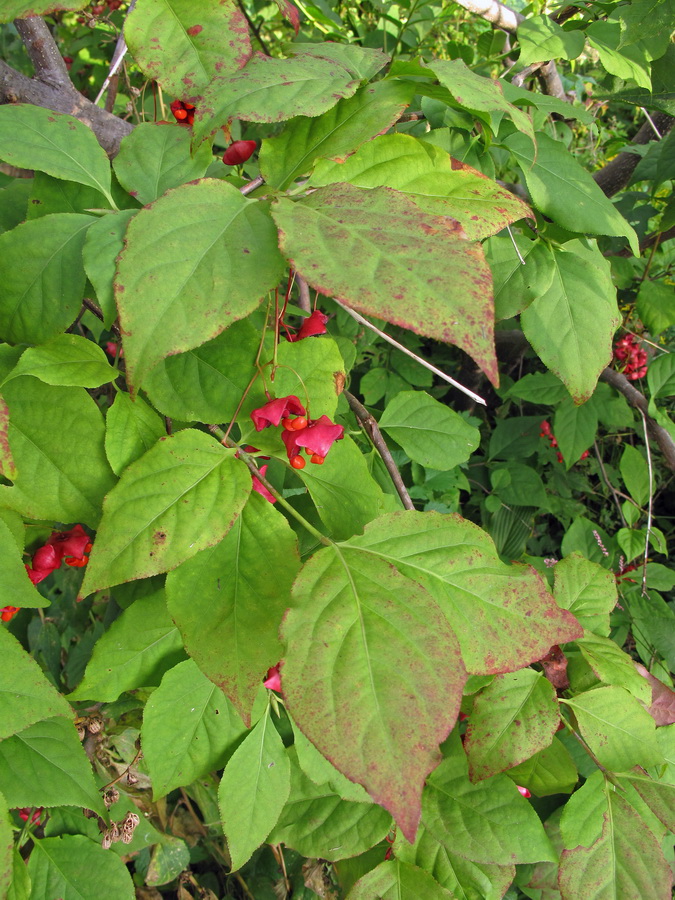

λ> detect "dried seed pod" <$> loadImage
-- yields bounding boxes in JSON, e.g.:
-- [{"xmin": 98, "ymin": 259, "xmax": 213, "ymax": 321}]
[
  {"xmin": 87, "ymin": 717, "xmax": 103, "ymax": 734},
  {"xmin": 109, "ymin": 822, "xmax": 121, "ymax": 843},
  {"xmin": 103, "ymin": 787, "xmax": 120, "ymax": 808},
  {"xmin": 101, "ymin": 830, "xmax": 112, "ymax": 850},
  {"xmin": 76, "ymin": 724, "xmax": 86, "ymax": 740},
  {"xmin": 121, "ymin": 830, "xmax": 134, "ymax": 844},
  {"xmin": 126, "ymin": 771, "xmax": 138, "ymax": 786}
]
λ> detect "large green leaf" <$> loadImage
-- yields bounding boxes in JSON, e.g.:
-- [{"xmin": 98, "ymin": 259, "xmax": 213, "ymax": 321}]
[
  {"xmin": 347, "ymin": 860, "xmax": 454, "ymax": 899},
  {"xmin": 268, "ymin": 750, "xmax": 391, "ymax": 860},
  {"xmin": 503, "ymin": 133, "xmax": 638, "ymax": 253},
  {"xmin": 0, "ymin": 517, "xmax": 50, "ymax": 610},
  {"xmin": 291, "ymin": 719, "xmax": 371, "ymax": 803},
  {"xmin": 517, "ymin": 15, "xmax": 585, "ymax": 64},
  {"xmin": 415, "ymin": 732, "xmax": 556, "ymax": 865},
  {"xmin": 167, "ymin": 494, "xmax": 300, "ymax": 725},
  {"xmin": 0, "ymin": 792, "xmax": 10, "ymax": 900},
  {"xmin": 0, "ymin": 717, "xmax": 105, "ymax": 815},
  {"xmin": 192, "ymin": 52, "xmax": 360, "ymax": 145},
  {"xmin": 115, "ymin": 179, "xmax": 285, "ymax": 390},
  {"xmin": 618, "ymin": 769, "xmax": 675, "ymax": 832},
  {"xmin": 347, "ymin": 511, "xmax": 582, "ymax": 674},
  {"xmin": 587, "ymin": 21, "xmax": 653, "ymax": 91},
  {"xmin": 430, "ymin": 59, "xmax": 535, "ymax": 142},
  {"xmin": 554, "ymin": 396, "xmax": 598, "ymax": 466},
  {"xmin": 559, "ymin": 789, "xmax": 671, "ymax": 900},
  {"xmin": 142, "ymin": 659, "xmax": 246, "ymax": 798},
  {"xmin": 6, "ymin": 334, "xmax": 116, "ymax": 388},
  {"xmin": 394, "ymin": 823, "xmax": 515, "ymax": 900},
  {"xmin": 0, "ymin": 628, "xmax": 71, "ymax": 741},
  {"xmin": 521, "ymin": 241, "xmax": 620, "ymax": 402},
  {"xmin": 113, "ymin": 123, "xmax": 214, "ymax": 205},
  {"xmin": 104, "ymin": 392, "xmax": 165, "ymax": 476},
  {"xmin": 0, "ymin": 1, "xmax": 86, "ymax": 21},
  {"xmin": 69, "ymin": 587, "xmax": 186, "ymax": 701},
  {"xmin": 507, "ymin": 737, "xmax": 578, "ymax": 797},
  {"xmin": 27, "ymin": 835, "xmax": 134, "ymax": 900},
  {"xmin": 260, "ymin": 80, "xmax": 414, "ymax": 191},
  {"xmin": 284, "ymin": 42, "xmax": 389, "ymax": 81},
  {"xmin": 218, "ymin": 708, "xmax": 291, "ymax": 870},
  {"xmin": 124, "ymin": 0, "xmax": 251, "ymax": 96},
  {"xmin": 378, "ymin": 390, "xmax": 480, "ymax": 470},
  {"xmin": 0, "ymin": 377, "xmax": 116, "ymax": 527},
  {"xmin": 282, "ymin": 543, "xmax": 467, "ymax": 841},
  {"xmin": 310, "ymin": 133, "xmax": 532, "ymax": 240},
  {"xmin": 0, "ymin": 214, "xmax": 93, "ymax": 345},
  {"xmin": 619, "ymin": 0, "xmax": 673, "ymax": 46},
  {"xmin": 26, "ymin": 172, "xmax": 110, "ymax": 220},
  {"xmin": 464, "ymin": 669, "xmax": 560, "ymax": 781},
  {"xmin": 82, "ymin": 209, "xmax": 136, "ymax": 329},
  {"xmin": 272, "ymin": 184, "xmax": 498, "ymax": 385},
  {"xmin": 575, "ymin": 632, "xmax": 651, "ymax": 704},
  {"xmin": 485, "ymin": 233, "xmax": 557, "ymax": 320},
  {"xmin": 0, "ymin": 106, "xmax": 112, "ymax": 203},
  {"xmin": 553, "ymin": 553, "xmax": 617, "ymax": 636},
  {"xmin": 80, "ymin": 429, "xmax": 250, "ymax": 595},
  {"xmin": 563, "ymin": 685, "xmax": 663, "ymax": 770}
]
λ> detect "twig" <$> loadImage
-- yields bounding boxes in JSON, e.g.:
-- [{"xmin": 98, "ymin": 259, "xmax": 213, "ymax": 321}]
[
  {"xmin": 593, "ymin": 113, "xmax": 674, "ymax": 198},
  {"xmin": 507, "ymin": 225, "xmax": 525, "ymax": 265},
  {"xmin": 331, "ymin": 298, "xmax": 487, "ymax": 406},
  {"xmin": 450, "ymin": 0, "xmax": 522, "ymax": 31},
  {"xmin": 94, "ymin": 0, "xmax": 136, "ymax": 106},
  {"xmin": 240, "ymin": 175, "xmax": 264, "ymax": 195},
  {"xmin": 344, "ymin": 390, "xmax": 415, "ymax": 510},
  {"xmin": 236, "ymin": 0, "xmax": 271, "ymax": 55},
  {"xmin": 296, "ymin": 273, "xmax": 311, "ymax": 312},
  {"xmin": 82, "ymin": 297, "xmax": 121, "ymax": 336},
  {"xmin": 593, "ymin": 439, "xmax": 628, "ymax": 528},
  {"xmin": 641, "ymin": 108, "xmax": 662, "ymax": 139},
  {"xmin": 638, "ymin": 409, "xmax": 654, "ymax": 596}
]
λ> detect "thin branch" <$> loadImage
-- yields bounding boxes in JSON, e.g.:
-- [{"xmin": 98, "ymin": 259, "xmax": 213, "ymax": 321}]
[
  {"xmin": 240, "ymin": 175, "xmax": 264, "ymax": 195},
  {"xmin": 617, "ymin": 224, "xmax": 675, "ymax": 258},
  {"xmin": 82, "ymin": 297, "xmax": 121, "ymax": 336},
  {"xmin": 296, "ymin": 273, "xmax": 311, "ymax": 312},
  {"xmin": 638, "ymin": 409, "xmax": 654, "ymax": 596},
  {"xmin": 332, "ymin": 298, "xmax": 487, "ymax": 406},
  {"xmin": 13, "ymin": 16, "xmax": 72, "ymax": 90},
  {"xmin": 593, "ymin": 113, "xmax": 674, "ymax": 198},
  {"xmin": 236, "ymin": 0, "xmax": 271, "ymax": 55},
  {"xmin": 94, "ymin": 0, "xmax": 136, "ymax": 106},
  {"xmin": 344, "ymin": 390, "xmax": 415, "ymax": 510},
  {"xmin": 450, "ymin": 0, "xmax": 523, "ymax": 31}
]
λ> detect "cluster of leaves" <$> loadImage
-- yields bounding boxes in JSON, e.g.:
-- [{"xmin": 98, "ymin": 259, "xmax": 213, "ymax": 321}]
[{"xmin": 0, "ymin": 0, "xmax": 674, "ymax": 897}]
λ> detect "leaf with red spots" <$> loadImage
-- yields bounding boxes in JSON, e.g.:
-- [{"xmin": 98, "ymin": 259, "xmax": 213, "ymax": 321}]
[
  {"xmin": 310, "ymin": 133, "xmax": 533, "ymax": 240},
  {"xmin": 275, "ymin": 0, "xmax": 300, "ymax": 34},
  {"xmin": 346, "ymin": 511, "xmax": 583, "ymax": 674},
  {"xmin": 281, "ymin": 544, "xmax": 466, "ymax": 842},
  {"xmin": 125, "ymin": 0, "xmax": 252, "ymax": 98},
  {"xmin": 0, "ymin": 392, "xmax": 16, "ymax": 481},
  {"xmin": 272, "ymin": 183, "xmax": 499, "ymax": 386}
]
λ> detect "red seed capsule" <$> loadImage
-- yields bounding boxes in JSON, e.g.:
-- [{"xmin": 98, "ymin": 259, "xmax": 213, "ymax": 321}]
[
  {"xmin": 290, "ymin": 416, "xmax": 308, "ymax": 431},
  {"xmin": 310, "ymin": 454, "xmax": 325, "ymax": 465},
  {"xmin": 290, "ymin": 455, "xmax": 306, "ymax": 470},
  {"xmin": 222, "ymin": 140, "xmax": 257, "ymax": 165}
]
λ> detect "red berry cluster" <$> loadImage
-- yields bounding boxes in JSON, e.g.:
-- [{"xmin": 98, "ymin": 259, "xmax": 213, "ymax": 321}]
[
  {"xmin": 170, "ymin": 99, "xmax": 196, "ymax": 126},
  {"xmin": 250, "ymin": 395, "xmax": 344, "ymax": 470},
  {"xmin": 539, "ymin": 420, "xmax": 589, "ymax": 464},
  {"xmin": 222, "ymin": 140, "xmax": 257, "ymax": 166},
  {"xmin": 613, "ymin": 334, "xmax": 647, "ymax": 380},
  {"xmin": 90, "ymin": 0, "xmax": 122, "ymax": 14},
  {"xmin": 25, "ymin": 524, "xmax": 92, "ymax": 585}
]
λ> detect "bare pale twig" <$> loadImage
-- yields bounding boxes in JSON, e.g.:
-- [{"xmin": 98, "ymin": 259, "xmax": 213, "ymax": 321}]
[
  {"xmin": 451, "ymin": 0, "xmax": 522, "ymax": 31},
  {"xmin": 332, "ymin": 298, "xmax": 487, "ymax": 406},
  {"xmin": 344, "ymin": 390, "xmax": 415, "ymax": 510},
  {"xmin": 507, "ymin": 225, "xmax": 525, "ymax": 265},
  {"xmin": 94, "ymin": 0, "xmax": 136, "ymax": 106},
  {"xmin": 641, "ymin": 108, "xmax": 662, "ymax": 139},
  {"xmin": 240, "ymin": 175, "xmax": 264, "ymax": 195},
  {"xmin": 296, "ymin": 273, "xmax": 311, "ymax": 312}
]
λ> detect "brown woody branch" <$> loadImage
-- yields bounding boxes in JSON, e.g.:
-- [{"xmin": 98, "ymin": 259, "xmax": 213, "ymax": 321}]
[
  {"xmin": 593, "ymin": 113, "xmax": 674, "ymax": 198},
  {"xmin": 1, "ymin": 17, "xmax": 132, "ymax": 156},
  {"xmin": 344, "ymin": 390, "xmax": 415, "ymax": 510}
]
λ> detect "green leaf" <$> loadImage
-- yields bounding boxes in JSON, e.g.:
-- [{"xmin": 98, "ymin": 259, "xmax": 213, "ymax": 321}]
[
  {"xmin": 0, "ymin": 213, "xmax": 93, "ymax": 345},
  {"xmin": 564, "ymin": 685, "xmax": 663, "ymax": 770},
  {"xmin": 26, "ymin": 172, "xmax": 111, "ymax": 220},
  {"xmin": 620, "ymin": 444, "xmax": 650, "ymax": 506},
  {"xmin": 6, "ymin": 846, "xmax": 30, "ymax": 900},
  {"xmin": 146, "ymin": 835, "xmax": 190, "ymax": 887},
  {"xmin": 464, "ymin": 669, "xmax": 560, "ymax": 781},
  {"xmin": 490, "ymin": 461, "xmax": 547, "ymax": 508},
  {"xmin": 0, "ymin": 377, "xmax": 116, "ymax": 527},
  {"xmin": 27, "ymin": 835, "xmax": 134, "ymax": 900},
  {"xmin": 113, "ymin": 123, "xmax": 214, "ymax": 205},
  {"xmin": 0, "ymin": 628, "xmax": 71, "ymax": 741},
  {"xmin": 104, "ymin": 392, "xmax": 166, "ymax": 476},
  {"xmin": 587, "ymin": 21, "xmax": 652, "ymax": 90},
  {"xmin": 347, "ymin": 511, "xmax": 582, "ymax": 674},
  {"xmin": 647, "ymin": 352, "xmax": 675, "ymax": 400},
  {"xmin": 0, "ymin": 793, "xmax": 11, "ymax": 900},
  {"xmin": 429, "ymin": 59, "xmax": 535, "ymax": 142},
  {"xmin": 0, "ymin": 1, "xmax": 87, "ymax": 21},
  {"xmin": 115, "ymin": 179, "xmax": 285, "ymax": 390},
  {"xmin": 192, "ymin": 51, "xmax": 360, "ymax": 146},
  {"xmin": 575, "ymin": 632, "xmax": 651, "ymax": 704},
  {"xmin": 142, "ymin": 659, "xmax": 246, "ymax": 798},
  {"xmin": 521, "ymin": 241, "xmax": 620, "ymax": 402},
  {"xmin": 619, "ymin": 0, "xmax": 673, "ymax": 46},
  {"xmin": 6, "ymin": 334, "xmax": 115, "ymax": 388},
  {"xmin": 378, "ymin": 390, "xmax": 479, "ymax": 470},
  {"xmin": 507, "ymin": 737, "xmax": 578, "ymax": 796},
  {"xmin": 80, "ymin": 429, "xmax": 250, "ymax": 595},
  {"xmin": 282, "ymin": 543, "xmax": 467, "ymax": 841},
  {"xmin": 559, "ymin": 789, "xmax": 672, "ymax": 900},
  {"xmin": 517, "ymin": 15, "xmax": 585, "ymax": 64},
  {"xmin": 260, "ymin": 80, "xmax": 414, "ymax": 191},
  {"xmin": 417, "ymin": 732, "xmax": 556, "ymax": 864},
  {"xmin": 310, "ymin": 133, "xmax": 532, "ymax": 240},
  {"xmin": 637, "ymin": 279, "xmax": 675, "ymax": 335},
  {"xmin": 0, "ymin": 179, "xmax": 31, "ymax": 235},
  {"xmin": 0, "ymin": 717, "xmax": 105, "ymax": 815},
  {"xmin": 485, "ymin": 233, "xmax": 557, "ymax": 320},
  {"xmin": 291, "ymin": 719, "xmax": 371, "ymax": 803},
  {"xmin": 69, "ymin": 586, "xmax": 186, "ymax": 701},
  {"xmin": 218, "ymin": 708, "xmax": 291, "ymax": 870},
  {"xmin": 82, "ymin": 209, "xmax": 136, "ymax": 329},
  {"xmin": 503, "ymin": 133, "xmax": 638, "ymax": 253},
  {"xmin": 618, "ymin": 770, "xmax": 675, "ymax": 832},
  {"xmin": 347, "ymin": 860, "xmax": 454, "ymax": 899},
  {"xmin": 0, "ymin": 517, "xmax": 50, "ymax": 609},
  {"xmin": 554, "ymin": 396, "xmax": 598, "ymax": 467},
  {"xmin": 283, "ymin": 42, "xmax": 389, "ymax": 82},
  {"xmin": 394, "ymin": 823, "xmax": 515, "ymax": 900},
  {"xmin": 294, "ymin": 436, "xmax": 391, "ymax": 541},
  {"xmin": 272, "ymin": 184, "xmax": 498, "ymax": 385},
  {"xmin": 124, "ymin": 0, "xmax": 251, "ymax": 96},
  {"xmin": 553, "ymin": 553, "xmax": 617, "ymax": 636},
  {"xmin": 167, "ymin": 493, "xmax": 300, "ymax": 725},
  {"xmin": 268, "ymin": 749, "xmax": 391, "ymax": 860},
  {"xmin": 0, "ymin": 106, "xmax": 112, "ymax": 202}
]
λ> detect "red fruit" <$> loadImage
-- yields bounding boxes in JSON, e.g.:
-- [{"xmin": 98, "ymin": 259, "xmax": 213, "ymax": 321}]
[
  {"xmin": 91, "ymin": 4, "xmax": 105, "ymax": 14},
  {"xmin": 549, "ymin": 437, "xmax": 558, "ymax": 448},
  {"xmin": 281, "ymin": 417, "xmax": 295, "ymax": 431},
  {"xmin": 539, "ymin": 420, "xmax": 552, "ymax": 436},
  {"xmin": 556, "ymin": 452, "xmax": 564, "ymax": 464},
  {"xmin": 517, "ymin": 785, "xmax": 531, "ymax": 798},
  {"xmin": 580, "ymin": 450, "xmax": 590, "ymax": 460},
  {"xmin": 263, "ymin": 664, "xmax": 282, "ymax": 691},
  {"xmin": 310, "ymin": 454, "xmax": 325, "ymax": 465},
  {"xmin": 290, "ymin": 416, "xmax": 308, "ymax": 431},
  {"xmin": 172, "ymin": 107, "xmax": 188, "ymax": 121},
  {"xmin": 222, "ymin": 140, "xmax": 257, "ymax": 166},
  {"xmin": 1, "ymin": 606, "xmax": 20, "ymax": 622},
  {"xmin": 290, "ymin": 455, "xmax": 306, "ymax": 470},
  {"xmin": 65, "ymin": 556, "xmax": 88, "ymax": 568}
]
